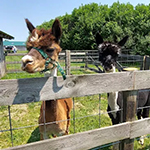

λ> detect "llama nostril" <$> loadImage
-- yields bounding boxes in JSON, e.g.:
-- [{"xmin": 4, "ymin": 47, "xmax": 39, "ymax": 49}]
[
  {"xmin": 22, "ymin": 55, "xmax": 34, "ymax": 68},
  {"xmin": 25, "ymin": 60, "xmax": 33, "ymax": 64},
  {"xmin": 22, "ymin": 60, "xmax": 33, "ymax": 68}
]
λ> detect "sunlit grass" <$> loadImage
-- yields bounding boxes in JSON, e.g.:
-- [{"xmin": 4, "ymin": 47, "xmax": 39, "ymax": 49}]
[
  {"xmin": 1, "ymin": 94, "xmax": 149, "ymax": 149},
  {"xmin": 1, "ymin": 72, "xmax": 44, "ymax": 80},
  {"xmin": 0, "ymin": 94, "xmax": 112, "ymax": 149},
  {"xmin": 0, "ymin": 53, "xmax": 149, "ymax": 149}
]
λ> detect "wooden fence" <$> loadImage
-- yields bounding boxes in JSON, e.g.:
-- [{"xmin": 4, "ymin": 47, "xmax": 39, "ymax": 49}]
[
  {"xmin": 0, "ymin": 38, "xmax": 6, "ymax": 77},
  {"xmin": 1, "ymin": 70, "xmax": 150, "ymax": 150},
  {"xmin": 1, "ymin": 50, "xmax": 150, "ymax": 149},
  {"xmin": 5, "ymin": 51, "xmax": 87, "ymax": 73},
  {"xmin": 5, "ymin": 50, "xmax": 145, "ymax": 73}
]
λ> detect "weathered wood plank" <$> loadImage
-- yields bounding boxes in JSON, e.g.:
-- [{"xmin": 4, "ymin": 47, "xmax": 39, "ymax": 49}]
[
  {"xmin": 119, "ymin": 54, "xmax": 143, "ymax": 60},
  {"xmin": 0, "ymin": 71, "xmax": 135, "ymax": 105},
  {"xmin": 1, "ymin": 70, "xmax": 150, "ymax": 106},
  {"xmin": 6, "ymin": 61, "xmax": 22, "ymax": 64},
  {"xmin": 3, "ymin": 123, "xmax": 130, "ymax": 150},
  {"xmin": 6, "ymin": 70, "xmax": 24, "ymax": 73},
  {"xmin": 7, "ymin": 53, "xmax": 26, "ymax": 56},
  {"xmin": 134, "ymin": 70, "xmax": 150, "ymax": 89},
  {"xmin": 130, "ymin": 118, "xmax": 150, "ymax": 138}
]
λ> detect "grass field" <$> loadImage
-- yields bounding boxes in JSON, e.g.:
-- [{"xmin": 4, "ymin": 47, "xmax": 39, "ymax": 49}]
[
  {"xmin": 0, "ymin": 93, "xmax": 150, "ymax": 150},
  {"xmin": 0, "ymin": 51, "xmax": 150, "ymax": 149}
]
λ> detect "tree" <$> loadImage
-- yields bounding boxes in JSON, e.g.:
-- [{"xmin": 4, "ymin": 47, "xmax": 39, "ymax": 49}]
[{"xmin": 36, "ymin": 2, "xmax": 150, "ymax": 55}]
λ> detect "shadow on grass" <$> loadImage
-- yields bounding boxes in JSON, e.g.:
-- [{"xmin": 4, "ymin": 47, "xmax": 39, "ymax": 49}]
[{"xmin": 27, "ymin": 127, "xmax": 40, "ymax": 143}]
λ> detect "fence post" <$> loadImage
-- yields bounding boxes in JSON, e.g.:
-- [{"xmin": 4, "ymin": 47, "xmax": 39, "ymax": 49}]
[
  {"xmin": 65, "ymin": 50, "xmax": 71, "ymax": 75},
  {"xmin": 0, "ymin": 37, "xmax": 6, "ymax": 78},
  {"xmin": 120, "ymin": 90, "xmax": 137, "ymax": 150},
  {"xmin": 85, "ymin": 52, "xmax": 88, "ymax": 69},
  {"xmin": 142, "ymin": 55, "xmax": 150, "ymax": 70}
]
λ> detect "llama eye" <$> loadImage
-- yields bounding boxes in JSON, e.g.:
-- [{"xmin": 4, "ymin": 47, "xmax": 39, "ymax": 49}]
[{"xmin": 46, "ymin": 48, "xmax": 54, "ymax": 53}]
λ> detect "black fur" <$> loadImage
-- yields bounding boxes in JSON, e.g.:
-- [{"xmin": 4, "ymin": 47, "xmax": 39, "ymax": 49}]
[
  {"xmin": 108, "ymin": 91, "xmax": 150, "ymax": 125},
  {"xmin": 95, "ymin": 33, "xmax": 150, "ymax": 125}
]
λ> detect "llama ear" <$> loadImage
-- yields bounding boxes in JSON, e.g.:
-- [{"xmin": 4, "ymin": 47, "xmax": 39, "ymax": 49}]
[
  {"xmin": 118, "ymin": 35, "xmax": 129, "ymax": 46},
  {"xmin": 25, "ymin": 19, "xmax": 35, "ymax": 33},
  {"xmin": 113, "ymin": 35, "xmax": 118, "ymax": 43},
  {"xmin": 52, "ymin": 19, "xmax": 62, "ymax": 42},
  {"xmin": 95, "ymin": 32, "xmax": 103, "ymax": 45}
]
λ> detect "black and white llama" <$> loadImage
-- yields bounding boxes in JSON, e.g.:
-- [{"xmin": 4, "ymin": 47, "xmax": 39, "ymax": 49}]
[
  {"xmin": 95, "ymin": 33, "xmax": 128, "ymax": 123},
  {"xmin": 95, "ymin": 33, "xmax": 150, "ymax": 145}
]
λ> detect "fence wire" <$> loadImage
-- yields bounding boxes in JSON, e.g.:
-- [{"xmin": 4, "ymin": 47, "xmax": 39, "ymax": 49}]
[
  {"xmin": 1, "ymin": 49, "xmax": 150, "ymax": 149},
  {"xmin": 0, "ymin": 95, "xmax": 150, "ymax": 149},
  {"xmin": 3, "ymin": 49, "xmax": 145, "ymax": 79}
]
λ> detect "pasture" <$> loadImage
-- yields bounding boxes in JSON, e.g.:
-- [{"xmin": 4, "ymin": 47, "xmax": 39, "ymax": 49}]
[
  {"xmin": 0, "ymin": 94, "xmax": 112, "ymax": 148},
  {"xmin": 0, "ymin": 50, "xmax": 150, "ymax": 150},
  {"xmin": 1, "ymin": 95, "xmax": 150, "ymax": 149}
]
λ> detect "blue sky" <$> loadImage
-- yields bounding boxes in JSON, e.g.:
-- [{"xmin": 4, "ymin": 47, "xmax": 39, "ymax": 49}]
[{"xmin": 0, "ymin": 0, "xmax": 149, "ymax": 41}]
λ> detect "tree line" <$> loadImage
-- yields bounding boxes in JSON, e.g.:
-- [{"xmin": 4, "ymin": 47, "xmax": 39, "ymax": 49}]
[{"xmin": 37, "ymin": 2, "xmax": 150, "ymax": 55}]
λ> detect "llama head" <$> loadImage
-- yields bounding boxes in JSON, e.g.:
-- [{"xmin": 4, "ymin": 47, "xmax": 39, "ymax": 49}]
[
  {"xmin": 22, "ymin": 19, "xmax": 62, "ymax": 73},
  {"xmin": 95, "ymin": 33, "xmax": 128, "ymax": 72}
]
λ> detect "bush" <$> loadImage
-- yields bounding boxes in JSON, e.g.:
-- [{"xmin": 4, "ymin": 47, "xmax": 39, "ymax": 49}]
[{"xmin": 36, "ymin": 2, "xmax": 150, "ymax": 55}]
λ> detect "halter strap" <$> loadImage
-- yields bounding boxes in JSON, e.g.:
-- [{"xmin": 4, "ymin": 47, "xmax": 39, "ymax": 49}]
[
  {"xmin": 33, "ymin": 47, "xmax": 66, "ymax": 80},
  {"xmin": 33, "ymin": 47, "xmax": 49, "ymax": 59}
]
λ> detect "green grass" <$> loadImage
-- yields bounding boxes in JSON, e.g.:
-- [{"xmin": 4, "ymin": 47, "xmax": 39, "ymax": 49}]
[
  {"xmin": 5, "ymin": 55, "xmax": 23, "ymax": 62},
  {"xmin": 134, "ymin": 137, "xmax": 150, "ymax": 150},
  {"xmin": 0, "ymin": 54, "xmax": 150, "ymax": 149},
  {"xmin": 18, "ymin": 50, "xmax": 28, "ymax": 53},
  {"xmin": 0, "ymin": 94, "xmax": 113, "ymax": 149},
  {"xmin": 0, "ymin": 103, "xmax": 41, "ymax": 148},
  {"xmin": 1, "ymin": 72, "xmax": 44, "ymax": 80},
  {"xmin": 1, "ymin": 94, "xmax": 149, "ymax": 149}
]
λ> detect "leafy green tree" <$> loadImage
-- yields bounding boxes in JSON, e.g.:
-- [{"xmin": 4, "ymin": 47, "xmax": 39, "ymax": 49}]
[{"xmin": 36, "ymin": 2, "xmax": 150, "ymax": 55}]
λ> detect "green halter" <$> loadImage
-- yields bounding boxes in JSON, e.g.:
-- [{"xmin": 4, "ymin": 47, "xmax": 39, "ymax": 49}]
[{"xmin": 33, "ymin": 47, "xmax": 66, "ymax": 80}]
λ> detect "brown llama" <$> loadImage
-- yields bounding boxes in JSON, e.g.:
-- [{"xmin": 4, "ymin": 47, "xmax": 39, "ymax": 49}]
[{"xmin": 21, "ymin": 19, "xmax": 73, "ymax": 140}]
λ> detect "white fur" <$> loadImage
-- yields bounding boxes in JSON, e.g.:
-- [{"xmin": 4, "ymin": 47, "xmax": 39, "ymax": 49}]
[
  {"xmin": 44, "ymin": 67, "xmax": 57, "ymax": 77},
  {"xmin": 105, "ymin": 65, "xmax": 116, "ymax": 73},
  {"xmin": 99, "ymin": 43, "xmax": 119, "ymax": 48},
  {"xmin": 98, "ymin": 43, "xmax": 120, "ymax": 55},
  {"xmin": 21, "ymin": 55, "xmax": 33, "ymax": 68},
  {"xmin": 111, "ymin": 44, "xmax": 119, "ymax": 48},
  {"xmin": 98, "ymin": 44, "xmax": 103, "ymax": 49},
  {"xmin": 112, "ymin": 65, "xmax": 116, "ymax": 73},
  {"xmin": 138, "ymin": 116, "xmax": 146, "ymax": 145},
  {"xmin": 117, "ymin": 48, "xmax": 121, "ymax": 55},
  {"xmin": 108, "ymin": 92, "xmax": 119, "ymax": 118},
  {"xmin": 139, "ymin": 135, "xmax": 145, "ymax": 145},
  {"xmin": 108, "ymin": 66, "xmax": 119, "ymax": 118},
  {"xmin": 50, "ymin": 67, "xmax": 57, "ymax": 77},
  {"xmin": 30, "ymin": 31, "xmax": 39, "ymax": 42}
]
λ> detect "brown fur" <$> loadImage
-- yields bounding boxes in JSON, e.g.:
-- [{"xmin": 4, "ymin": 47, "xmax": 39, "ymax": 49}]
[
  {"xmin": 22, "ymin": 19, "xmax": 73, "ymax": 140},
  {"xmin": 39, "ymin": 98, "xmax": 73, "ymax": 139},
  {"xmin": 22, "ymin": 19, "xmax": 62, "ymax": 73},
  {"xmin": 26, "ymin": 29, "xmax": 55, "ymax": 50}
]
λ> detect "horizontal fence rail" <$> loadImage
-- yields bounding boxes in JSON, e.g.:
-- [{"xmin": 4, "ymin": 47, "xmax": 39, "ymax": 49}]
[
  {"xmin": 1, "ymin": 53, "xmax": 150, "ymax": 150},
  {"xmin": 5, "ymin": 51, "xmax": 145, "ymax": 73},
  {"xmin": 1, "ymin": 70, "xmax": 150, "ymax": 150},
  {"xmin": 1, "ymin": 70, "xmax": 150, "ymax": 106},
  {"xmin": 3, "ymin": 118, "xmax": 150, "ymax": 150},
  {"xmin": 0, "ymin": 50, "xmax": 150, "ymax": 150},
  {"xmin": 7, "ymin": 53, "xmax": 26, "ymax": 56}
]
